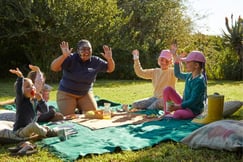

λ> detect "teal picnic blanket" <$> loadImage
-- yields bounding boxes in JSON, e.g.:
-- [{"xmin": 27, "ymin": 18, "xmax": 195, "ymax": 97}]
[
  {"xmin": 2, "ymin": 98, "xmax": 202, "ymax": 161},
  {"xmin": 40, "ymin": 118, "xmax": 201, "ymax": 161}
]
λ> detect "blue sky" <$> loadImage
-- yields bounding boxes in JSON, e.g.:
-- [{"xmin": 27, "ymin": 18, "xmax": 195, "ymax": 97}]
[{"xmin": 185, "ymin": 0, "xmax": 243, "ymax": 35}]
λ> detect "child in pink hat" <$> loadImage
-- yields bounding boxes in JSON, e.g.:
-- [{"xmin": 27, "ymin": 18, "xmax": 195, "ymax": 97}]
[
  {"xmin": 163, "ymin": 51, "xmax": 207, "ymax": 119},
  {"xmin": 131, "ymin": 45, "xmax": 177, "ymax": 110}
]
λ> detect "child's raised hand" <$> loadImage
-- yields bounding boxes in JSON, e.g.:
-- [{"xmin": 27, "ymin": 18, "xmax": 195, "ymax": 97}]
[
  {"xmin": 132, "ymin": 49, "xmax": 139, "ymax": 60},
  {"xmin": 9, "ymin": 68, "xmax": 23, "ymax": 77},
  {"xmin": 170, "ymin": 43, "xmax": 177, "ymax": 56},
  {"xmin": 29, "ymin": 64, "xmax": 40, "ymax": 72},
  {"xmin": 180, "ymin": 52, "xmax": 187, "ymax": 58},
  {"xmin": 174, "ymin": 52, "xmax": 187, "ymax": 63},
  {"xmin": 132, "ymin": 49, "xmax": 139, "ymax": 56}
]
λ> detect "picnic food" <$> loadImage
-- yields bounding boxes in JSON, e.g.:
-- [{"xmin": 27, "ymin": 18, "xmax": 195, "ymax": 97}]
[
  {"xmin": 64, "ymin": 114, "xmax": 78, "ymax": 120},
  {"xmin": 85, "ymin": 111, "xmax": 95, "ymax": 116},
  {"xmin": 85, "ymin": 110, "xmax": 104, "ymax": 119},
  {"xmin": 85, "ymin": 110, "xmax": 115, "ymax": 119}
]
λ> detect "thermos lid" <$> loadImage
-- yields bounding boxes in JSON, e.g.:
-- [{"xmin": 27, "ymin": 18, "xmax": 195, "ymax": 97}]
[{"xmin": 208, "ymin": 92, "xmax": 224, "ymax": 98}]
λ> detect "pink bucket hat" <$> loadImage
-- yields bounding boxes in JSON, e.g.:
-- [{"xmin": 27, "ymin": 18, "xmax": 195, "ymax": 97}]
[
  {"xmin": 181, "ymin": 51, "xmax": 206, "ymax": 63},
  {"xmin": 159, "ymin": 50, "xmax": 172, "ymax": 61}
]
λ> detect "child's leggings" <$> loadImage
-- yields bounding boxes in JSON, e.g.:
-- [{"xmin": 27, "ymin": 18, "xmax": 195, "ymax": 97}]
[{"xmin": 163, "ymin": 86, "xmax": 196, "ymax": 119}]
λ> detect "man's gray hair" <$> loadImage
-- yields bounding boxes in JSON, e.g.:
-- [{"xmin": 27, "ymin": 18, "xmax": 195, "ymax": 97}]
[{"xmin": 77, "ymin": 39, "xmax": 91, "ymax": 52}]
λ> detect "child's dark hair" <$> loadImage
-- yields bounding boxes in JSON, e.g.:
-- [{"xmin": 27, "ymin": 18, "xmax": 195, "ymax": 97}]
[
  {"xmin": 195, "ymin": 61, "xmax": 207, "ymax": 102},
  {"xmin": 195, "ymin": 61, "xmax": 207, "ymax": 84}
]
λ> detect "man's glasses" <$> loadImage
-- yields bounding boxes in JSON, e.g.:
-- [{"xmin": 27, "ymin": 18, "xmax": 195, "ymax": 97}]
[{"xmin": 79, "ymin": 47, "xmax": 91, "ymax": 53}]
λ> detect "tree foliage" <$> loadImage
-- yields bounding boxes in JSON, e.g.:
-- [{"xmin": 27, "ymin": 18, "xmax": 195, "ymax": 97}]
[
  {"xmin": 1, "ymin": 0, "xmax": 237, "ymax": 81},
  {"xmin": 223, "ymin": 15, "xmax": 243, "ymax": 80},
  {"xmin": 0, "ymin": 0, "xmax": 130, "ymax": 81},
  {"xmin": 112, "ymin": 0, "xmax": 192, "ymax": 79}
]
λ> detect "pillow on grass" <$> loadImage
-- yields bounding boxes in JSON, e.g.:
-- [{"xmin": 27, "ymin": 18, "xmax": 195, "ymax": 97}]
[
  {"xmin": 181, "ymin": 120, "xmax": 243, "ymax": 151},
  {"xmin": 0, "ymin": 110, "xmax": 16, "ymax": 121},
  {"xmin": 223, "ymin": 101, "xmax": 243, "ymax": 117},
  {"xmin": 0, "ymin": 121, "xmax": 27, "ymax": 144}
]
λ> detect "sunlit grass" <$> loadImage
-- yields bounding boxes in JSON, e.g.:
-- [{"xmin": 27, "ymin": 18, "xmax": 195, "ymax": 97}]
[{"xmin": 0, "ymin": 79, "xmax": 243, "ymax": 161}]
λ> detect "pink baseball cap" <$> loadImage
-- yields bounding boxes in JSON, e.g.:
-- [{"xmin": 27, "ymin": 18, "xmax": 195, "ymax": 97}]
[
  {"xmin": 159, "ymin": 50, "xmax": 172, "ymax": 61},
  {"xmin": 181, "ymin": 51, "xmax": 206, "ymax": 63}
]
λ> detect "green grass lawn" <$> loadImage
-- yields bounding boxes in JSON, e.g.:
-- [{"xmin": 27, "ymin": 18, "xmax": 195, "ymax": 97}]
[{"xmin": 0, "ymin": 79, "xmax": 243, "ymax": 162}]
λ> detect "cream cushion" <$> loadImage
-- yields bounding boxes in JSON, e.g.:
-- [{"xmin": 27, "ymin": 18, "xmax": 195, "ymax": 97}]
[
  {"xmin": 223, "ymin": 101, "xmax": 243, "ymax": 117},
  {"xmin": 0, "ymin": 121, "xmax": 27, "ymax": 144},
  {"xmin": 0, "ymin": 109, "xmax": 16, "ymax": 121},
  {"xmin": 181, "ymin": 120, "xmax": 243, "ymax": 151}
]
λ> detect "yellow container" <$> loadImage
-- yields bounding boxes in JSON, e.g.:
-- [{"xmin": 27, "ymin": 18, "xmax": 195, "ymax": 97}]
[
  {"xmin": 192, "ymin": 93, "xmax": 224, "ymax": 124},
  {"xmin": 207, "ymin": 93, "xmax": 224, "ymax": 111}
]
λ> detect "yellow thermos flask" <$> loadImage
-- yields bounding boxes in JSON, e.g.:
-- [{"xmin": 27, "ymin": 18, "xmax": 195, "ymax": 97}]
[{"xmin": 192, "ymin": 93, "xmax": 224, "ymax": 124}]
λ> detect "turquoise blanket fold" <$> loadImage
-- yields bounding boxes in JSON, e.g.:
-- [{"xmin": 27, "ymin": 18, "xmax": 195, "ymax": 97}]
[
  {"xmin": 40, "ymin": 118, "xmax": 201, "ymax": 161},
  {"xmin": 2, "ymin": 98, "xmax": 202, "ymax": 161}
]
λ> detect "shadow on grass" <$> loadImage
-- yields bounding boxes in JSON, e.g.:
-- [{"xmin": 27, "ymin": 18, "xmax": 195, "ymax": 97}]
[{"xmin": 94, "ymin": 79, "xmax": 150, "ymax": 88}]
